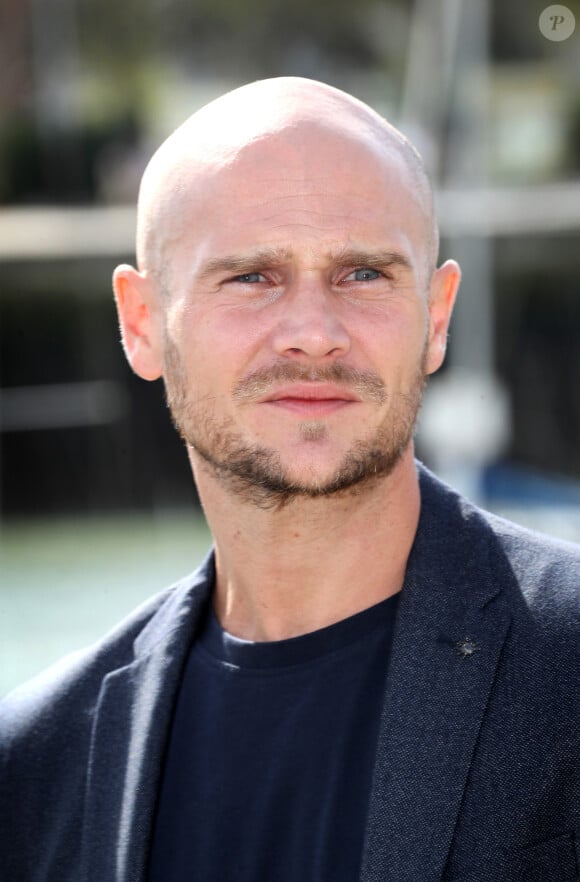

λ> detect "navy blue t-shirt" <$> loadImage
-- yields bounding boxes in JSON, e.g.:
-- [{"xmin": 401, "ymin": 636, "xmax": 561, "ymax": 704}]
[{"xmin": 147, "ymin": 591, "xmax": 400, "ymax": 881}]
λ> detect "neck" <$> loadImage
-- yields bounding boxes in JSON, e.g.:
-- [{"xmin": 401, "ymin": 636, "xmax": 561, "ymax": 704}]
[{"xmin": 191, "ymin": 447, "xmax": 421, "ymax": 642}]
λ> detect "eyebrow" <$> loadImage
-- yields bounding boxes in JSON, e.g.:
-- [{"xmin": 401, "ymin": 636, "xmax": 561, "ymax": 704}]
[
  {"xmin": 196, "ymin": 246, "xmax": 414, "ymax": 280},
  {"xmin": 333, "ymin": 248, "xmax": 413, "ymax": 273},
  {"xmin": 197, "ymin": 247, "xmax": 292, "ymax": 281}
]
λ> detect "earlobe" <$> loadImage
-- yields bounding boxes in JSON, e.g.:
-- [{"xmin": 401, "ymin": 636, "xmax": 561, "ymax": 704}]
[
  {"xmin": 112, "ymin": 264, "xmax": 164, "ymax": 381},
  {"xmin": 425, "ymin": 259, "xmax": 461, "ymax": 375}
]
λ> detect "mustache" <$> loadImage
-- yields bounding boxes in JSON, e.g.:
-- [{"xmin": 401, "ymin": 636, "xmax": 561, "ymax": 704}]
[{"xmin": 232, "ymin": 362, "xmax": 387, "ymax": 404}]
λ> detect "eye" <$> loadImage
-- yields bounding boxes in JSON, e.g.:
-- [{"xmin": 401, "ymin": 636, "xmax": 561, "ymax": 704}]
[
  {"xmin": 232, "ymin": 272, "xmax": 266, "ymax": 283},
  {"xmin": 344, "ymin": 267, "xmax": 383, "ymax": 282}
]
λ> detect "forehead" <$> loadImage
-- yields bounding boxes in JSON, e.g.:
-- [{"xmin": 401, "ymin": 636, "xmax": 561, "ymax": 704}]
[
  {"xmin": 163, "ymin": 129, "xmax": 430, "ymax": 272},
  {"xmin": 142, "ymin": 120, "xmax": 431, "ymax": 286}
]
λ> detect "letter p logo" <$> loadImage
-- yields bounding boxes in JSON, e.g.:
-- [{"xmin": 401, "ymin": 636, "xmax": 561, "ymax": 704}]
[{"xmin": 539, "ymin": 5, "xmax": 576, "ymax": 40}]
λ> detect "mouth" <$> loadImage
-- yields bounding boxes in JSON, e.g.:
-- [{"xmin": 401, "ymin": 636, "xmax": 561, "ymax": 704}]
[{"xmin": 261, "ymin": 384, "xmax": 361, "ymax": 416}]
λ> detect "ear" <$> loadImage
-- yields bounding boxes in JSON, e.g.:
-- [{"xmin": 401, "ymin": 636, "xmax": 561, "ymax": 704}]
[
  {"xmin": 424, "ymin": 259, "xmax": 461, "ymax": 375},
  {"xmin": 112, "ymin": 264, "xmax": 164, "ymax": 381}
]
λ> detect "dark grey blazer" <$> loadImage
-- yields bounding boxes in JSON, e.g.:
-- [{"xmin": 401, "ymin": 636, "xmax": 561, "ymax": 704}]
[{"xmin": 2, "ymin": 465, "xmax": 580, "ymax": 882}]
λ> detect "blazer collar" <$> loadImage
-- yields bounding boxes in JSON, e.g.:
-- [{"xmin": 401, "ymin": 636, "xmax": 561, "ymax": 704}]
[
  {"xmin": 360, "ymin": 465, "xmax": 512, "ymax": 881},
  {"xmin": 81, "ymin": 552, "xmax": 215, "ymax": 882}
]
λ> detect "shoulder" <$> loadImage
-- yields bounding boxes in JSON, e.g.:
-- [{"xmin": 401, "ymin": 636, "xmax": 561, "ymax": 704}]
[
  {"xmin": 0, "ymin": 584, "xmax": 171, "ymax": 873},
  {"xmin": 482, "ymin": 505, "xmax": 580, "ymax": 625},
  {"xmin": 1, "ymin": 587, "xmax": 163, "ymax": 729},
  {"xmin": 418, "ymin": 462, "xmax": 580, "ymax": 624},
  {"xmin": 0, "ymin": 559, "xmax": 212, "ymax": 750},
  {"xmin": 0, "ymin": 557, "xmax": 213, "ymax": 877}
]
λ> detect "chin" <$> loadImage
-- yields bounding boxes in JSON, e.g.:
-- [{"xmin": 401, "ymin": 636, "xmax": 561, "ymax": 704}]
[{"xmin": 278, "ymin": 443, "xmax": 351, "ymax": 477}]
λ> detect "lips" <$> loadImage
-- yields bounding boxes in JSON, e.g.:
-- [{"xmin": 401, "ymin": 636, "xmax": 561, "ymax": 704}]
[
  {"xmin": 261, "ymin": 384, "xmax": 361, "ymax": 416},
  {"xmin": 263, "ymin": 384, "xmax": 362, "ymax": 403}
]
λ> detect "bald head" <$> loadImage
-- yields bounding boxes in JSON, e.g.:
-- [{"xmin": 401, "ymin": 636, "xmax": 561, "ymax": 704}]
[{"xmin": 135, "ymin": 77, "xmax": 438, "ymax": 286}]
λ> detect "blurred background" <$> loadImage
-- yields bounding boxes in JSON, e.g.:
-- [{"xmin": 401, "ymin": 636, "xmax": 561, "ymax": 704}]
[{"xmin": 1, "ymin": 0, "xmax": 580, "ymax": 693}]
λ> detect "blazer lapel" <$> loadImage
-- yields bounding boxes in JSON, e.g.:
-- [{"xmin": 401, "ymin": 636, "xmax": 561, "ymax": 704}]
[
  {"xmin": 360, "ymin": 470, "xmax": 512, "ymax": 882},
  {"xmin": 80, "ymin": 554, "xmax": 214, "ymax": 882}
]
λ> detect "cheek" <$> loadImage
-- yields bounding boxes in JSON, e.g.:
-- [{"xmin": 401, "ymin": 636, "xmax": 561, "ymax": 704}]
[
  {"xmin": 355, "ymin": 310, "xmax": 428, "ymax": 375},
  {"xmin": 170, "ymin": 307, "xmax": 264, "ymax": 395}
]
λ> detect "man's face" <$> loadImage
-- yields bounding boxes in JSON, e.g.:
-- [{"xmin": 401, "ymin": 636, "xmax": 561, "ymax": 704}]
[{"xmin": 155, "ymin": 128, "xmax": 449, "ymax": 507}]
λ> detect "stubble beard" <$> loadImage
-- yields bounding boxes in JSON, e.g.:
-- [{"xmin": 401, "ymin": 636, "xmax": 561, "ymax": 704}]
[{"xmin": 163, "ymin": 342, "xmax": 427, "ymax": 511}]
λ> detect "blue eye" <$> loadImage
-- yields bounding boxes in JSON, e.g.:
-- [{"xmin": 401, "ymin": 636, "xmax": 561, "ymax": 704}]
[
  {"xmin": 234, "ymin": 272, "xmax": 265, "ymax": 283},
  {"xmin": 351, "ymin": 267, "xmax": 381, "ymax": 282}
]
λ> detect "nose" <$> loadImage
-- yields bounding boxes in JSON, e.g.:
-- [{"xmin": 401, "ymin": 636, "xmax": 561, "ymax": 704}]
[{"xmin": 270, "ymin": 276, "xmax": 351, "ymax": 361}]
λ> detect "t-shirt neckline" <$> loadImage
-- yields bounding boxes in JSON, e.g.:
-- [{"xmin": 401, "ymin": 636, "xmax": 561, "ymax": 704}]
[{"xmin": 198, "ymin": 591, "xmax": 401, "ymax": 669}]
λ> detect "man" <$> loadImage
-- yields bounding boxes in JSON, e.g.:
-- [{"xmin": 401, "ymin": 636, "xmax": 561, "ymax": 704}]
[{"xmin": 1, "ymin": 77, "xmax": 579, "ymax": 882}]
